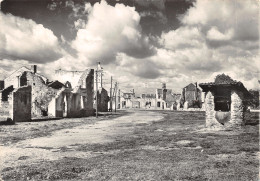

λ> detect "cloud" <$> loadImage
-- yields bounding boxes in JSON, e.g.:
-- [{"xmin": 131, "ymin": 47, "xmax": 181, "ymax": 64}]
[
  {"xmin": 181, "ymin": 0, "xmax": 259, "ymax": 46},
  {"xmin": 0, "ymin": 12, "xmax": 63, "ymax": 63},
  {"xmin": 207, "ymin": 27, "xmax": 234, "ymax": 41},
  {"xmin": 154, "ymin": 0, "xmax": 259, "ymax": 91},
  {"xmin": 72, "ymin": 0, "xmax": 156, "ymax": 65},
  {"xmin": 160, "ymin": 26, "xmax": 203, "ymax": 49}
]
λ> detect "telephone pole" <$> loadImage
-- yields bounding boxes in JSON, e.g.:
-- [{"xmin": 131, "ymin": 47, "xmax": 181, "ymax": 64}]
[
  {"xmin": 110, "ymin": 76, "xmax": 113, "ymax": 112},
  {"xmin": 114, "ymin": 82, "xmax": 117, "ymax": 112},
  {"xmin": 118, "ymin": 89, "xmax": 120, "ymax": 109},
  {"xmin": 95, "ymin": 67, "xmax": 98, "ymax": 118}
]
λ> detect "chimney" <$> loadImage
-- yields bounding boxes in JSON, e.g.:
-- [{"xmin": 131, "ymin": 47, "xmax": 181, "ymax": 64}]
[{"xmin": 31, "ymin": 65, "xmax": 37, "ymax": 74}]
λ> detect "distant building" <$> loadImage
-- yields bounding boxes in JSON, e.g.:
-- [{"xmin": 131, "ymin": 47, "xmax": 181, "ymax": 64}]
[
  {"xmin": 181, "ymin": 83, "xmax": 203, "ymax": 109},
  {"xmin": 121, "ymin": 92, "xmax": 135, "ymax": 108},
  {"xmin": 155, "ymin": 83, "xmax": 181, "ymax": 110},
  {"xmin": 118, "ymin": 83, "xmax": 181, "ymax": 110}
]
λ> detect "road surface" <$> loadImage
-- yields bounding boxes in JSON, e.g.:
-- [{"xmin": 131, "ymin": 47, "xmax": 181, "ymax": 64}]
[{"xmin": 0, "ymin": 110, "xmax": 163, "ymax": 171}]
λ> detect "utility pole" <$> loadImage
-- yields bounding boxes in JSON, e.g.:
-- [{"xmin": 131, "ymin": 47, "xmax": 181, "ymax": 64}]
[
  {"xmin": 118, "ymin": 89, "xmax": 120, "ymax": 109},
  {"xmin": 110, "ymin": 76, "xmax": 113, "ymax": 112},
  {"xmin": 114, "ymin": 82, "xmax": 117, "ymax": 112},
  {"xmin": 95, "ymin": 68, "xmax": 98, "ymax": 118}
]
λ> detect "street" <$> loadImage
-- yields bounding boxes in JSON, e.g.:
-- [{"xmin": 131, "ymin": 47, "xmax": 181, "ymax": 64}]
[{"xmin": 0, "ymin": 110, "xmax": 259, "ymax": 180}]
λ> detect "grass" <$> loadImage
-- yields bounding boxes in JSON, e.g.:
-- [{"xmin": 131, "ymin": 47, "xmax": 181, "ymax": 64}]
[
  {"xmin": 0, "ymin": 111, "xmax": 126, "ymax": 145},
  {"xmin": 1, "ymin": 110, "xmax": 259, "ymax": 181}
]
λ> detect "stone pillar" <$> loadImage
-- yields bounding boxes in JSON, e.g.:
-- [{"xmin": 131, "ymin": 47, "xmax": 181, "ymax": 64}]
[
  {"xmin": 183, "ymin": 101, "xmax": 188, "ymax": 110},
  {"xmin": 205, "ymin": 91, "xmax": 222, "ymax": 128},
  {"xmin": 177, "ymin": 102, "xmax": 180, "ymax": 110},
  {"xmin": 229, "ymin": 90, "xmax": 245, "ymax": 127}
]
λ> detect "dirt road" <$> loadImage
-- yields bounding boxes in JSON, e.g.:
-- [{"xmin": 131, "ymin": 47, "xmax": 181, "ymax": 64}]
[{"xmin": 0, "ymin": 110, "xmax": 163, "ymax": 171}]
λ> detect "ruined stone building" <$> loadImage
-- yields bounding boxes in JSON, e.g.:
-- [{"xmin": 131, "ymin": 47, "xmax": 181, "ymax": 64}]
[
  {"xmin": 121, "ymin": 92, "xmax": 135, "ymax": 108},
  {"xmin": 0, "ymin": 66, "xmax": 95, "ymax": 122},
  {"xmin": 118, "ymin": 84, "xmax": 180, "ymax": 110},
  {"xmin": 50, "ymin": 69, "xmax": 95, "ymax": 117},
  {"xmin": 180, "ymin": 83, "xmax": 203, "ymax": 109},
  {"xmin": 155, "ymin": 83, "xmax": 180, "ymax": 110},
  {"xmin": 0, "ymin": 65, "xmax": 49, "ymax": 121},
  {"xmin": 139, "ymin": 94, "xmax": 157, "ymax": 108},
  {"xmin": 199, "ymin": 74, "xmax": 252, "ymax": 128}
]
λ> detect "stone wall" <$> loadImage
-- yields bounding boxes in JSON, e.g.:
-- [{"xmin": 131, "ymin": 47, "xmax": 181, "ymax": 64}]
[
  {"xmin": 0, "ymin": 101, "xmax": 11, "ymax": 117},
  {"xmin": 205, "ymin": 91, "xmax": 222, "ymax": 128},
  {"xmin": 55, "ymin": 69, "xmax": 86, "ymax": 88},
  {"xmin": 23, "ymin": 72, "xmax": 58, "ymax": 117},
  {"xmin": 85, "ymin": 69, "xmax": 94, "ymax": 109},
  {"xmin": 97, "ymin": 88, "xmax": 109, "ymax": 112},
  {"xmin": 12, "ymin": 86, "xmax": 32, "ymax": 122},
  {"xmin": 228, "ymin": 90, "xmax": 245, "ymax": 127},
  {"xmin": 4, "ymin": 67, "xmax": 29, "ymax": 89}
]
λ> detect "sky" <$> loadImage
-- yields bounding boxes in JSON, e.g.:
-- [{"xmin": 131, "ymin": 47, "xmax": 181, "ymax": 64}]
[{"xmin": 0, "ymin": 0, "xmax": 259, "ymax": 94}]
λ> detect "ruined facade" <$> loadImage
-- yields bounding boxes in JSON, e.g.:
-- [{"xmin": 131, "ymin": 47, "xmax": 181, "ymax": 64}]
[
  {"xmin": 0, "ymin": 85, "xmax": 31, "ymax": 122},
  {"xmin": 118, "ymin": 84, "xmax": 180, "ymax": 110},
  {"xmin": 49, "ymin": 69, "xmax": 95, "ymax": 117},
  {"xmin": 155, "ymin": 84, "xmax": 180, "ymax": 110},
  {"xmin": 96, "ymin": 88, "xmax": 109, "ymax": 112},
  {"xmin": 0, "ymin": 66, "xmax": 95, "ymax": 122},
  {"xmin": 199, "ymin": 74, "xmax": 252, "ymax": 128},
  {"xmin": 181, "ymin": 83, "xmax": 203, "ymax": 109}
]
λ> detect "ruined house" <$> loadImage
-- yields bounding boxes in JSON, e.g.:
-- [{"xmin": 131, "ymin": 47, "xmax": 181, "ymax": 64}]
[
  {"xmin": 199, "ymin": 74, "xmax": 252, "ymax": 128},
  {"xmin": 117, "ymin": 84, "xmax": 180, "ymax": 110},
  {"xmin": 155, "ymin": 83, "xmax": 180, "ymax": 110},
  {"xmin": 180, "ymin": 83, "xmax": 203, "ymax": 109},
  {"xmin": 0, "ymin": 66, "xmax": 95, "ymax": 122},
  {"xmin": 139, "ymin": 94, "xmax": 157, "ymax": 108},
  {"xmin": 0, "ymin": 65, "xmax": 47, "ymax": 121},
  {"xmin": 49, "ymin": 69, "xmax": 95, "ymax": 117},
  {"xmin": 121, "ymin": 92, "xmax": 135, "ymax": 108}
]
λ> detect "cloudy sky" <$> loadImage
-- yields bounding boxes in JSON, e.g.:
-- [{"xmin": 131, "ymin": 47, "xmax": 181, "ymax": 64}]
[{"xmin": 0, "ymin": 0, "xmax": 259, "ymax": 94}]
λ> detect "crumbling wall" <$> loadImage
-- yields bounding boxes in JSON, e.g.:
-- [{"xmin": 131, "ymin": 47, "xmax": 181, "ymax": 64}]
[
  {"xmin": 205, "ymin": 91, "xmax": 222, "ymax": 128},
  {"xmin": 55, "ymin": 69, "xmax": 85, "ymax": 88},
  {"xmin": 1, "ymin": 86, "xmax": 14, "ymax": 101},
  {"xmin": 228, "ymin": 90, "xmax": 246, "ymax": 127},
  {"xmin": 12, "ymin": 86, "xmax": 32, "ymax": 122},
  {"xmin": 48, "ymin": 87, "xmax": 65, "ymax": 117},
  {"xmin": 24, "ymin": 72, "xmax": 58, "ymax": 117},
  {"xmin": 4, "ymin": 67, "xmax": 29, "ymax": 88},
  {"xmin": 0, "ymin": 101, "xmax": 11, "ymax": 117},
  {"xmin": 85, "ymin": 69, "xmax": 94, "ymax": 109},
  {"xmin": 97, "ymin": 88, "xmax": 109, "ymax": 112}
]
